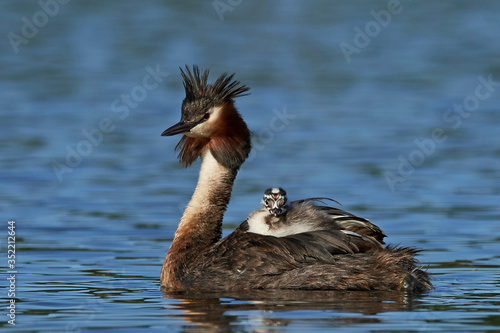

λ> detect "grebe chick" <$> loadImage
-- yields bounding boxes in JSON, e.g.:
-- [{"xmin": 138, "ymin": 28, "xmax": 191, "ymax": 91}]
[
  {"xmin": 263, "ymin": 187, "xmax": 289, "ymax": 216},
  {"xmin": 246, "ymin": 188, "xmax": 386, "ymax": 242},
  {"xmin": 246, "ymin": 187, "xmax": 294, "ymax": 237},
  {"xmin": 160, "ymin": 66, "xmax": 432, "ymax": 292}
]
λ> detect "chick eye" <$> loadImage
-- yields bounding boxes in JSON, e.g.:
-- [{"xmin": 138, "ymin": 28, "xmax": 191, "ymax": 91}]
[{"xmin": 203, "ymin": 113, "xmax": 210, "ymax": 121}]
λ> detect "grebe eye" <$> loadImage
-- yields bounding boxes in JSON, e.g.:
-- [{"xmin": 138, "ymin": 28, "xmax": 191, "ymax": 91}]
[{"xmin": 203, "ymin": 113, "xmax": 210, "ymax": 121}]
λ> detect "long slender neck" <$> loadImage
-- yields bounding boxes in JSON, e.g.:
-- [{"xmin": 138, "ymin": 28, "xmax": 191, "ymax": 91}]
[{"xmin": 161, "ymin": 149, "xmax": 237, "ymax": 289}]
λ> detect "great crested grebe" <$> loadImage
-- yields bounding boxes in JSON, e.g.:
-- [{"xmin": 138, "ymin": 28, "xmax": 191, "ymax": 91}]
[
  {"xmin": 245, "ymin": 188, "xmax": 386, "ymax": 241},
  {"xmin": 160, "ymin": 65, "xmax": 432, "ymax": 291}
]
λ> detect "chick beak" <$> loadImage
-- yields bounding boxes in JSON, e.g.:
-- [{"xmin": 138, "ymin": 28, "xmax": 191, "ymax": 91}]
[{"xmin": 270, "ymin": 201, "xmax": 284, "ymax": 216}]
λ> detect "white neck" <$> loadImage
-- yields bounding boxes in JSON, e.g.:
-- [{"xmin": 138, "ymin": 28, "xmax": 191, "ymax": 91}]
[
  {"xmin": 179, "ymin": 150, "xmax": 233, "ymax": 225},
  {"xmin": 162, "ymin": 149, "xmax": 237, "ymax": 287}
]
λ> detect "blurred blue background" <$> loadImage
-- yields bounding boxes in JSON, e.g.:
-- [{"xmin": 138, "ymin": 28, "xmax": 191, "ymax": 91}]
[{"xmin": 1, "ymin": 1, "xmax": 499, "ymax": 331}]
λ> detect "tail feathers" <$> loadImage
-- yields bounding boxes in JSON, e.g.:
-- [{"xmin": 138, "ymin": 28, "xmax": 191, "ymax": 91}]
[{"xmin": 385, "ymin": 246, "xmax": 433, "ymax": 292}]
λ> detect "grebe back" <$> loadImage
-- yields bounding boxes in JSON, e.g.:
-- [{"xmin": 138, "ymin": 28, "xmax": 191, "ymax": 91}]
[
  {"xmin": 160, "ymin": 65, "xmax": 432, "ymax": 292},
  {"xmin": 246, "ymin": 188, "xmax": 386, "ymax": 243}
]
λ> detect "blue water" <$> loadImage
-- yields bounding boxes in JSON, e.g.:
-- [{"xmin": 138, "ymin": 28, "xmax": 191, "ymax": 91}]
[{"xmin": 1, "ymin": 1, "xmax": 500, "ymax": 331}]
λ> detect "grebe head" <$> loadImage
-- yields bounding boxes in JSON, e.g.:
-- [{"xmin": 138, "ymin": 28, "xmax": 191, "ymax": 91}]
[
  {"xmin": 262, "ymin": 187, "xmax": 288, "ymax": 216},
  {"xmin": 161, "ymin": 65, "xmax": 251, "ymax": 169}
]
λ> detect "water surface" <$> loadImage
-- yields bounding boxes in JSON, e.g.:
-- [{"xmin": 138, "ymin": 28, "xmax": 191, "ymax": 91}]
[{"xmin": 1, "ymin": 1, "xmax": 499, "ymax": 331}]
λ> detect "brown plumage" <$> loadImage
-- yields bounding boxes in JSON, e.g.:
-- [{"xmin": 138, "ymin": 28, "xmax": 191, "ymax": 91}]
[
  {"xmin": 160, "ymin": 65, "xmax": 432, "ymax": 292},
  {"xmin": 247, "ymin": 189, "xmax": 386, "ymax": 244}
]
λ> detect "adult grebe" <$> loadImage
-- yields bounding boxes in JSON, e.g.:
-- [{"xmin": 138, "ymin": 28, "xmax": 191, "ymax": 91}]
[
  {"xmin": 246, "ymin": 188, "xmax": 386, "ymax": 242},
  {"xmin": 160, "ymin": 65, "xmax": 432, "ymax": 291}
]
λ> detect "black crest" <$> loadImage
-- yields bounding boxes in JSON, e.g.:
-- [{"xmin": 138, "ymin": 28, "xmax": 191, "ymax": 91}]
[{"xmin": 180, "ymin": 65, "xmax": 250, "ymax": 106}]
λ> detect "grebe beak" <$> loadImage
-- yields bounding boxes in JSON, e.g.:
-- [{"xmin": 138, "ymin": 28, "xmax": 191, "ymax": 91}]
[
  {"xmin": 161, "ymin": 121, "xmax": 198, "ymax": 136},
  {"xmin": 269, "ymin": 201, "xmax": 286, "ymax": 216}
]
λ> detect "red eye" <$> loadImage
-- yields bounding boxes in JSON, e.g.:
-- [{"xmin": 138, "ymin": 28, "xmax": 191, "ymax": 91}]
[{"xmin": 203, "ymin": 113, "xmax": 210, "ymax": 120}]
